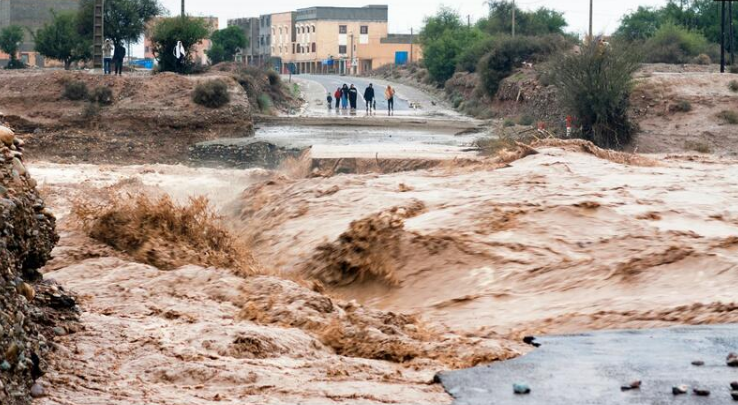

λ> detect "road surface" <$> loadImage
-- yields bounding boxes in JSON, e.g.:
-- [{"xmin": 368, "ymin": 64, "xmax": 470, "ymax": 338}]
[{"xmin": 437, "ymin": 325, "xmax": 738, "ymax": 405}]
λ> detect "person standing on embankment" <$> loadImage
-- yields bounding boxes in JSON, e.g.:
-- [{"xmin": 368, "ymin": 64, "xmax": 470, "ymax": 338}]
[
  {"xmin": 103, "ymin": 39, "xmax": 113, "ymax": 75},
  {"xmin": 364, "ymin": 83, "xmax": 375, "ymax": 115},
  {"xmin": 385, "ymin": 85, "xmax": 395, "ymax": 116}
]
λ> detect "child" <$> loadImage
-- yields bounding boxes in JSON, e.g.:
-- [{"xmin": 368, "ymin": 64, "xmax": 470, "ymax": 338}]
[{"xmin": 327, "ymin": 92, "xmax": 333, "ymax": 110}]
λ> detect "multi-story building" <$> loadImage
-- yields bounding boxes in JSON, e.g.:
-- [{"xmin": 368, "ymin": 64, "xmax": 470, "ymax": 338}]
[
  {"xmin": 0, "ymin": 0, "xmax": 80, "ymax": 67},
  {"xmin": 228, "ymin": 17, "xmax": 259, "ymax": 64},
  {"xmin": 270, "ymin": 11, "xmax": 295, "ymax": 72}
]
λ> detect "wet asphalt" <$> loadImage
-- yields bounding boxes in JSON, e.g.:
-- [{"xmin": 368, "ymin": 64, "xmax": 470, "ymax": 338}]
[
  {"xmin": 295, "ymin": 74, "xmax": 411, "ymax": 111},
  {"xmin": 437, "ymin": 325, "xmax": 738, "ymax": 405}
]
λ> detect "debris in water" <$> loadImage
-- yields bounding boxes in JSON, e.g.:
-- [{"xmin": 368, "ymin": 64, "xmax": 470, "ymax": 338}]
[
  {"xmin": 693, "ymin": 388, "xmax": 710, "ymax": 396},
  {"xmin": 728, "ymin": 353, "xmax": 738, "ymax": 367},
  {"xmin": 731, "ymin": 381, "xmax": 738, "ymax": 390},
  {"xmin": 523, "ymin": 336, "xmax": 541, "ymax": 347},
  {"xmin": 621, "ymin": 380, "xmax": 641, "ymax": 391},
  {"xmin": 513, "ymin": 383, "xmax": 531, "ymax": 394},
  {"xmin": 691, "ymin": 360, "xmax": 705, "ymax": 366},
  {"xmin": 673, "ymin": 385, "xmax": 689, "ymax": 395},
  {"xmin": 731, "ymin": 391, "xmax": 738, "ymax": 401}
]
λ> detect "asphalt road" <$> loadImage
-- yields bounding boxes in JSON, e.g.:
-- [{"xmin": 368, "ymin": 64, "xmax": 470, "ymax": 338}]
[
  {"xmin": 296, "ymin": 74, "xmax": 411, "ymax": 111},
  {"xmin": 437, "ymin": 325, "xmax": 738, "ymax": 405}
]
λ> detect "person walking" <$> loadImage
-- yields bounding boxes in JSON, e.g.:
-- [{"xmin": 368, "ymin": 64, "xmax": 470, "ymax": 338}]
[
  {"xmin": 348, "ymin": 84, "xmax": 358, "ymax": 111},
  {"xmin": 327, "ymin": 92, "xmax": 333, "ymax": 110},
  {"xmin": 103, "ymin": 39, "xmax": 113, "ymax": 75},
  {"xmin": 173, "ymin": 41, "xmax": 186, "ymax": 74},
  {"xmin": 334, "ymin": 87, "xmax": 341, "ymax": 110},
  {"xmin": 363, "ymin": 83, "xmax": 375, "ymax": 114},
  {"xmin": 113, "ymin": 42, "xmax": 126, "ymax": 76},
  {"xmin": 341, "ymin": 84, "xmax": 349, "ymax": 110},
  {"xmin": 385, "ymin": 85, "xmax": 396, "ymax": 116}
]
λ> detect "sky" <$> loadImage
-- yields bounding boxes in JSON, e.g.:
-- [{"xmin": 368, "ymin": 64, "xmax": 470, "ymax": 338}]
[{"xmin": 134, "ymin": 0, "xmax": 669, "ymax": 56}]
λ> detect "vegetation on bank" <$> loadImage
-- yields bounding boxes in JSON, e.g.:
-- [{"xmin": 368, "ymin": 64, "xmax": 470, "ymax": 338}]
[{"xmin": 0, "ymin": 25, "xmax": 25, "ymax": 69}]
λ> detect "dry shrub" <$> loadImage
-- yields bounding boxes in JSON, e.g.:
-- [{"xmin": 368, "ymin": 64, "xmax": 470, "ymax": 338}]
[
  {"xmin": 72, "ymin": 194, "xmax": 257, "ymax": 272},
  {"xmin": 718, "ymin": 110, "xmax": 738, "ymax": 125},
  {"xmin": 684, "ymin": 140, "xmax": 712, "ymax": 154},
  {"xmin": 729, "ymin": 80, "xmax": 738, "ymax": 93},
  {"xmin": 192, "ymin": 79, "xmax": 230, "ymax": 108},
  {"xmin": 302, "ymin": 201, "xmax": 426, "ymax": 286}
]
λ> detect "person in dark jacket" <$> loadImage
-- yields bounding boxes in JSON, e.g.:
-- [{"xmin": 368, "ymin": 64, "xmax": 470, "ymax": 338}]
[
  {"xmin": 348, "ymin": 84, "xmax": 358, "ymax": 111},
  {"xmin": 327, "ymin": 92, "xmax": 333, "ymax": 110},
  {"xmin": 334, "ymin": 88, "xmax": 341, "ymax": 110},
  {"xmin": 341, "ymin": 84, "xmax": 349, "ymax": 110},
  {"xmin": 363, "ymin": 84, "xmax": 375, "ymax": 114},
  {"xmin": 113, "ymin": 43, "xmax": 126, "ymax": 76}
]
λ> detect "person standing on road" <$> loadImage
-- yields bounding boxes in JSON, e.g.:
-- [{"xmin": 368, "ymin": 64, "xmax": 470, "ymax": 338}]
[
  {"xmin": 103, "ymin": 39, "xmax": 113, "ymax": 75},
  {"xmin": 348, "ymin": 84, "xmax": 358, "ymax": 111},
  {"xmin": 363, "ymin": 83, "xmax": 375, "ymax": 114},
  {"xmin": 113, "ymin": 42, "xmax": 126, "ymax": 76},
  {"xmin": 341, "ymin": 84, "xmax": 349, "ymax": 110},
  {"xmin": 385, "ymin": 85, "xmax": 396, "ymax": 116},
  {"xmin": 334, "ymin": 87, "xmax": 341, "ymax": 110},
  {"xmin": 327, "ymin": 92, "xmax": 333, "ymax": 110}
]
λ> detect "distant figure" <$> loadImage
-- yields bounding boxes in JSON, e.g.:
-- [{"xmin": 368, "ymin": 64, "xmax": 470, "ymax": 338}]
[
  {"xmin": 113, "ymin": 42, "xmax": 126, "ymax": 76},
  {"xmin": 174, "ymin": 41, "xmax": 186, "ymax": 73},
  {"xmin": 341, "ymin": 84, "xmax": 349, "ymax": 110},
  {"xmin": 103, "ymin": 39, "xmax": 113, "ymax": 75},
  {"xmin": 385, "ymin": 85, "xmax": 396, "ymax": 116},
  {"xmin": 364, "ymin": 83, "xmax": 375, "ymax": 114},
  {"xmin": 334, "ymin": 87, "xmax": 341, "ymax": 110},
  {"xmin": 348, "ymin": 84, "xmax": 358, "ymax": 110},
  {"xmin": 326, "ymin": 92, "xmax": 333, "ymax": 110}
]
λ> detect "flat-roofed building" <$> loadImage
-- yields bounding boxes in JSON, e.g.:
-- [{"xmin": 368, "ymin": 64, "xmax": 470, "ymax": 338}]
[
  {"xmin": 228, "ymin": 17, "xmax": 259, "ymax": 64},
  {"xmin": 270, "ymin": 11, "xmax": 295, "ymax": 72}
]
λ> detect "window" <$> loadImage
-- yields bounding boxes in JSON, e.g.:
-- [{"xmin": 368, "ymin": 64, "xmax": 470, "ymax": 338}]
[
  {"xmin": 312, "ymin": 43, "xmax": 316, "ymax": 52},
  {"xmin": 339, "ymin": 25, "xmax": 347, "ymax": 34},
  {"xmin": 360, "ymin": 26, "xmax": 368, "ymax": 35},
  {"xmin": 279, "ymin": 27, "xmax": 282, "ymax": 34},
  {"xmin": 292, "ymin": 43, "xmax": 296, "ymax": 54},
  {"xmin": 312, "ymin": 25, "xmax": 316, "ymax": 33},
  {"xmin": 339, "ymin": 45, "xmax": 347, "ymax": 54}
]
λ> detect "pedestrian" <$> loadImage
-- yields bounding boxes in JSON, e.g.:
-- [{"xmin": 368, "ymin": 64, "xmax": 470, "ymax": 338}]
[
  {"xmin": 348, "ymin": 84, "xmax": 358, "ymax": 111},
  {"xmin": 341, "ymin": 84, "xmax": 349, "ymax": 110},
  {"xmin": 363, "ymin": 83, "xmax": 375, "ymax": 114},
  {"xmin": 173, "ymin": 40, "xmax": 186, "ymax": 74},
  {"xmin": 113, "ymin": 42, "xmax": 126, "ymax": 76},
  {"xmin": 103, "ymin": 39, "xmax": 113, "ymax": 75},
  {"xmin": 334, "ymin": 87, "xmax": 341, "ymax": 110},
  {"xmin": 385, "ymin": 85, "xmax": 395, "ymax": 116},
  {"xmin": 327, "ymin": 92, "xmax": 333, "ymax": 110}
]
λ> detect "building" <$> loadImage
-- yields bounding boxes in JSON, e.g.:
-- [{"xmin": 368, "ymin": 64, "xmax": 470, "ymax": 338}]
[
  {"xmin": 143, "ymin": 16, "xmax": 219, "ymax": 66},
  {"xmin": 228, "ymin": 17, "xmax": 259, "ymax": 64},
  {"xmin": 270, "ymin": 11, "xmax": 296, "ymax": 72},
  {"xmin": 0, "ymin": 0, "xmax": 80, "ymax": 67}
]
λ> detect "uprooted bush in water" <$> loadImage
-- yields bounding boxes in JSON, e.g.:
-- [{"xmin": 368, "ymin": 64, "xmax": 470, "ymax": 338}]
[
  {"xmin": 72, "ymin": 194, "xmax": 257, "ymax": 272},
  {"xmin": 551, "ymin": 40, "xmax": 641, "ymax": 149}
]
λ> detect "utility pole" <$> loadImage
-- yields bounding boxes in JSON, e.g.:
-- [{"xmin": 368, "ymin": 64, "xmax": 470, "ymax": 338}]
[
  {"xmin": 511, "ymin": 0, "xmax": 516, "ymax": 37},
  {"xmin": 589, "ymin": 0, "xmax": 593, "ymax": 42},
  {"xmin": 349, "ymin": 32, "xmax": 354, "ymax": 75},
  {"xmin": 410, "ymin": 27, "xmax": 414, "ymax": 64},
  {"xmin": 93, "ymin": 0, "xmax": 104, "ymax": 69},
  {"xmin": 181, "ymin": 0, "xmax": 185, "ymax": 17},
  {"xmin": 722, "ymin": 0, "xmax": 727, "ymax": 73},
  {"xmin": 731, "ymin": 1, "xmax": 735, "ymax": 66}
]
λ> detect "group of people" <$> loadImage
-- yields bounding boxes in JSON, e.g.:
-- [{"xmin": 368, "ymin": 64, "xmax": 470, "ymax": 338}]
[
  {"xmin": 102, "ymin": 39, "xmax": 126, "ymax": 76},
  {"xmin": 327, "ymin": 83, "xmax": 396, "ymax": 116}
]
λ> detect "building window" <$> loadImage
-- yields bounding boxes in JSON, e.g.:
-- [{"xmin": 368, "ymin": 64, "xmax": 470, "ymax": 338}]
[
  {"xmin": 312, "ymin": 43, "xmax": 316, "ymax": 52},
  {"xmin": 360, "ymin": 26, "xmax": 368, "ymax": 34},
  {"xmin": 339, "ymin": 45, "xmax": 347, "ymax": 54},
  {"xmin": 312, "ymin": 25, "xmax": 316, "ymax": 33},
  {"xmin": 339, "ymin": 25, "xmax": 347, "ymax": 34}
]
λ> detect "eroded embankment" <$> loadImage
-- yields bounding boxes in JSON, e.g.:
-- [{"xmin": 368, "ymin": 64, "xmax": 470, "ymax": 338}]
[{"xmin": 232, "ymin": 140, "xmax": 738, "ymax": 337}]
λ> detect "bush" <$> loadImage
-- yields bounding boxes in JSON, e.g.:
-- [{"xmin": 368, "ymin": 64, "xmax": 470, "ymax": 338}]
[
  {"xmin": 672, "ymin": 100, "xmax": 692, "ymax": 113},
  {"xmin": 150, "ymin": 16, "xmax": 209, "ymax": 73},
  {"xmin": 456, "ymin": 35, "xmax": 495, "ymax": 73},
  {"xmin": 90, "ymin": 86, "xmax": 114, "ymax": 105},
  {"xmin": 718, "ymin": 110, "xmax": 738, "ymax": 124},
  {"xmin": 729, "ymin": 80, "xmax": 738, "ymax": 92},
  {"xmin": 192, "ymin": 79, "xmax": 230, "ymax": 108},
  {"xmin": 644, "ymin": 23, "xmax": 713, "ymax": 64},
  {"xmin": 82, "ymin": 102, "xmax": 100, "ymax": 119},
  {"xmin": 267, "ymin": 70, "xmax": 281, "ymax": 86},
  {"xmin": 552, "ymin": 41, "xmax": 641, "ymax": 149},
  {"xmin": 257, "ymin": 93, "xmax": 273, "ymax": 112},
  {"xmin": 518, "ymin": 115, "xmax": 535, "ymax": 126},
  {"xmin": 63, "ymin": 80, "xmax": 89, "ymax": 101},
  {"xmin": 692, "ymin": 53, "xmax": 711, "ymax": 65},
  {"xmin": 730, "ymin": 65, "xmax": 738, "ymax": 74},
  {"xmin": 684, "ymin": 140, "xmax": 711, "ymax": 154},
  {"xmin": 503, "ymin": 118, "xmax": 516, "ymax": 127}
]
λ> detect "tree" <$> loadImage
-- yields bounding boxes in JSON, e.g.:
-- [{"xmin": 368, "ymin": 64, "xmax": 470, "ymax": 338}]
[
  {"xmin": 0, "ymin": 25, "xmax": 24, "ymax": 69},
  {"xmin": 34, "ymin": 11, "xmax": 91, "ymax": 69},
  {"xmin": 614, "ymin": 6, "xmax": 662, "ymax": 41},
  {"xmin": 208, "ymin": 26, "xmax": 247, "ymax": 64},
  {"xmin": 149, "ymin": 16, "xmax": 209, "ymax": 72},
  {"xmin": 419, "ymin": 7, "xmax": 464, "ymax": 45},
  {"xmin": 79, "ymin": 0, "xmax": 163, "ymax": 45},
  {"xmin": 478, "ymin": 1, "xmax": 567, "ymax": 36}
]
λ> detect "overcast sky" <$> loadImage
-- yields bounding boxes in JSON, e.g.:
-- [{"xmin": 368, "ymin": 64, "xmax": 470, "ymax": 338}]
[{"xmin": 135, "ymin": 0, "xmax": 669, "ymax": 56}]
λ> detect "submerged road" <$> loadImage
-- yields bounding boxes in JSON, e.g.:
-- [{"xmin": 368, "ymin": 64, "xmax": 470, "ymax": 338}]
[{"xmin": 437, "ymin": 325, "xmax": 738, "ymax": 405}]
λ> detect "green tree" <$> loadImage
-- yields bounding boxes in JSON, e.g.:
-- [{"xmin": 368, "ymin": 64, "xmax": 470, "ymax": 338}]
[
  {"xmin": 478, "ymin": 1, "xmax": 567, "ymax": 36},
  {"xmin": 207, "ymin": 26, "xmax": 247, "ymax": 64},
  {"xmin": 419, "ymin": 7, "xmax": 464, "ymax": 45},
  {"xmin": 0, "ymin": 25, "xmax": 24, "ymax": 69},
  {"xmin": 424, "ymin": 28, "xmax": 485, "ymax": 84},
  {"xmin": 34, "ymin": 11, "xmax": 91, "ymax": 69},
  {"xmin": 150, "ymin": 16, "xmax": 209, "ymax": 72},
  {"xmin": 78, "ymin": 0, "xmax": 163, "ymax": 45},
  {"xmin": 614, "ymin": 6, "xmax": 663, "ymax": 41}
]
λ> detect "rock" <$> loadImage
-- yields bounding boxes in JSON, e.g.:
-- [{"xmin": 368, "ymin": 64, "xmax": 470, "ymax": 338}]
[
  {"xmin": 30, "ymin": 382, "xmax": 45, "ymax": 398},
  {"xmin": 0, "ymin": 360, "xmax": 10, "ymax": 371},
  {"xmin": 732, "ymin": 391, "xmax": 738, "ymax": 401},
  {"xmin": 11, "ymin": 157, "xmax": 26, "ymax": 177},
  {"xmin": 693, "ymin": 388, "xmax": 710, "ymax": 396},
  {"xmin": 621, "ymin": 380, "xmax": 641, "ymax": 391},
  {"xmin": 691, "ymin": 360, "xmax": 705, "ymax": 366},
  {"xmin": 732, "ymin": 381, "xmax": 738, "ymax": 391},
  {"xmin": 0, "ymin": 126, "xmax": 14, "ymax": 147},
  {"xmin": 52, "ymin": 326, "xmax": 67, "ymax": 336},
  {"xmin": 672, "ymin": 385, "xmax": 688, "ymax": 395},
  {"xmin": 17, "ymin": 282, "xmax": 35, "ymax": 301},
  {"xmin": 5, "ymin": 341, "xmax": 19, "ymax": 363},
  {"xmin": 728, "ymin": 352, "xmax": 738, "ymax": 367},
  {"xmin": 513, "ymin": 383, "xmax": 531, "ymax": 394}
]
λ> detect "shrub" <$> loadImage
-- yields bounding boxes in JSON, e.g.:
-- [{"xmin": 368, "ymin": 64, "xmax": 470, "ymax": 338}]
[
  {"xmin": 267, "ymin": 70, "xmax": 281, "ymax": 86},
  {"xmin": 257, "ymin": 93, "xmax": 273, "ymax": 112},
  {"xmin": 518, "ymin": 115, "xmax": 535, "ymax": 126},
  {"xmin": 672, "ymin": 100, "xmax": 692, "ymax": 113},
  {"xmin": 456, "ymin": 35, "xmax": 495, "ymax": 73},
  {"xmin": 718, "ymin": 110, "xmax": 738, "ymax": 124},
  {"xmin": 692, "ymin": 53, "xmax": 711, "ymax": 65},
  {"xmin": 684, "ymin": 140, "xmax": 711, "ymax": 154},
  {"xmin": 730, "ymin": 65, "xmax": 738, "ymax": 74},
  {"xmin": 644, "ymin": 23, "xmax": 712, "ymax": 64},
  {"xmin": 63, "ymin": 80, "xmax": 89, "ymax": 101},
  {"xmin": 90, "ymin": 86, "xmax": 114, "ymax": 105},
  {"xmin": 82, "ymin": 102, "xmax": 100, "ymax": 119},
  {"xmin": 729, "ymin": 80, "xmax": 738, "ymax": 92},
  {"xmin": 192, "ymin": 79, "xmax": 230, "ymax": 108},
  {"xmin": 552, "ymin": 41, "xmax": 641, "ymax": 149},
  {"xmin": 503, "ymin": 118, "xmax": 516, "ymax": 127}
]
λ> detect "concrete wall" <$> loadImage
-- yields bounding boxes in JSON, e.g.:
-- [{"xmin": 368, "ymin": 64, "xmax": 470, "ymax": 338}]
[{"xmin": 0, "ymin": 0, "xmax": 80, "ymax": 52}]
